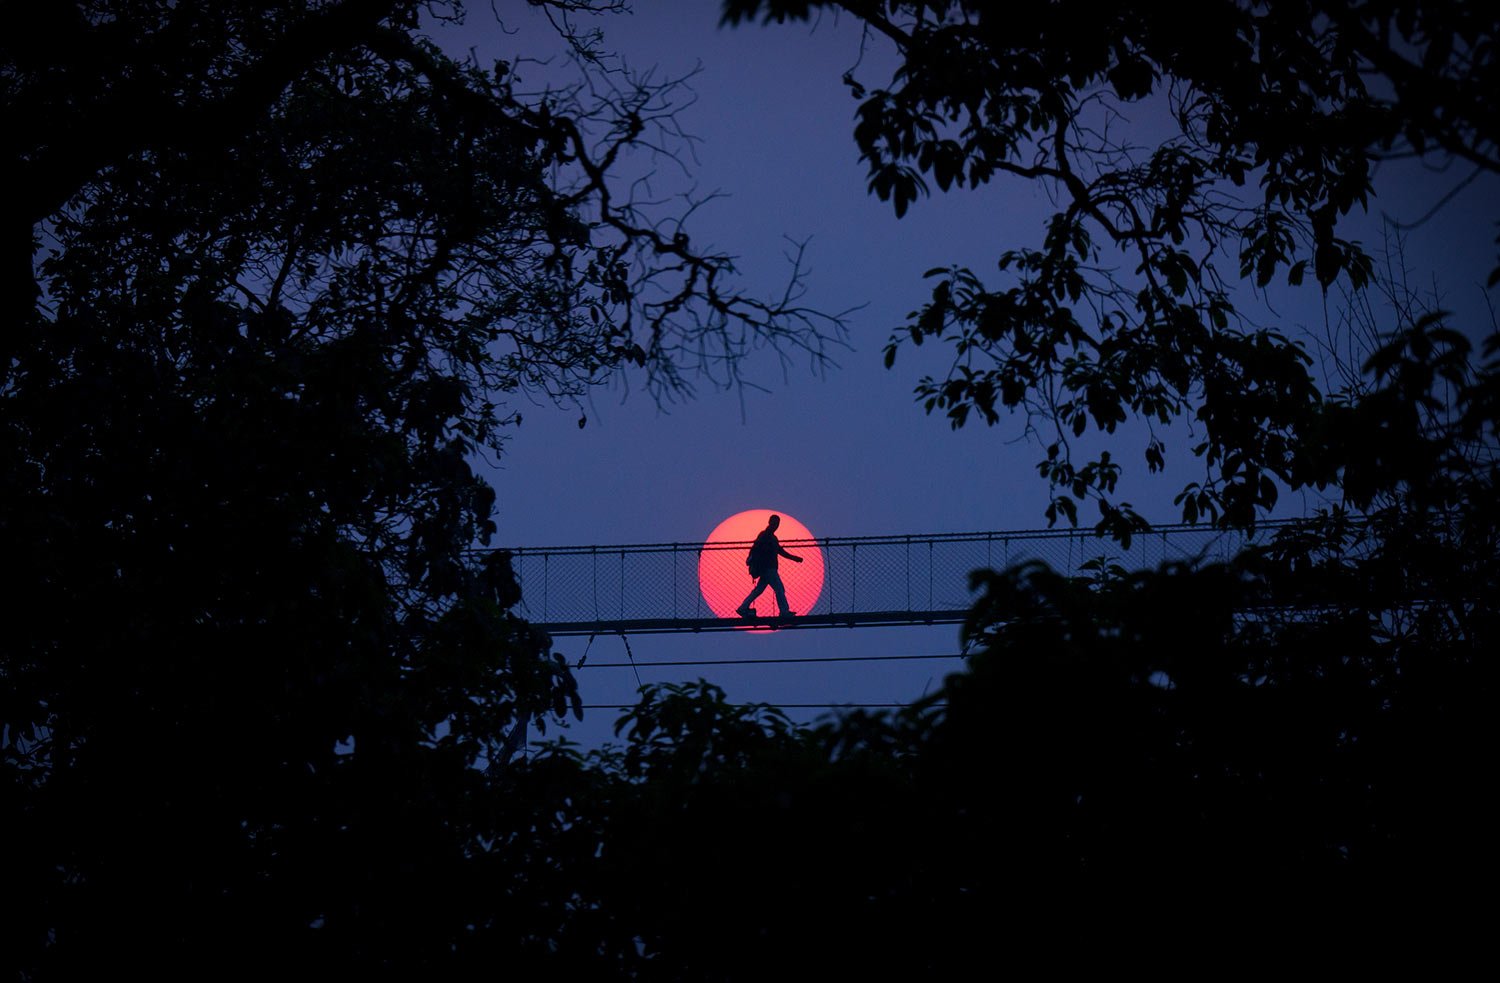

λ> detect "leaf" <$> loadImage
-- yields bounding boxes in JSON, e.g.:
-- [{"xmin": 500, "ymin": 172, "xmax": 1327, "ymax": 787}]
[
  {"xmin": 1167, "ymin": 262, "xmax": 1187, "ymax": 296},
  {"xmin": 1314, "ymin": 242, "xmax": 1342, "ymax": 287}
]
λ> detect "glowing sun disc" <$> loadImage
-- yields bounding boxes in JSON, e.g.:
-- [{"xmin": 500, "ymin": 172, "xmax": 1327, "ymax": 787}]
[{"xmin": 699, "ymin": 510, "xmax": 825, "ymax": 625}]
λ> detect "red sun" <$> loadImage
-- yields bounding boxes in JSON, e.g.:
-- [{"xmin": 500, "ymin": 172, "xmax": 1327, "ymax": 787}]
[{"xmin": 699, "ymin": 510, "xmax": 825, "ymax": 624}]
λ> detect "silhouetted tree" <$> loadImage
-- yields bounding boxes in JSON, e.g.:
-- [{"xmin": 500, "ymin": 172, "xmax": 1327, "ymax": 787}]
[
  {"xmin": 1, "ymin": 1, "xmax": 839, "ymax": 976},
  {"xmin": 6, "ymin": 1, "xmax": 1497, "ymax": 975},
  {"xmin": 726, "ymin": 0, "xmax": 1499, "ymax": 536},
  {"xmin": 527, "ymin": 541, "xmax": 1492, "ymax": 973}
]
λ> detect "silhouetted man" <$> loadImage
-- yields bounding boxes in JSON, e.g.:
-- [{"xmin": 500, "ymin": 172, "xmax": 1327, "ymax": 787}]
[{"xmin": 737, "ymin": 514, "xmax": 803, "ymax": 618}]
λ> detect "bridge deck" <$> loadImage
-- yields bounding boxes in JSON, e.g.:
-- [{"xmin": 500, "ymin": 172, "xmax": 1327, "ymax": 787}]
[{"xmin": 536, "ymin": 609, "xmax": 967, "ymax": 636}]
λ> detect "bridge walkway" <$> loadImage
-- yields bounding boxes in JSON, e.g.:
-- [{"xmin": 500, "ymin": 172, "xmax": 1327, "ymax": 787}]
[{"xmin": 500, "ymin": 522, "xmax": 1288, "ymax": 637}]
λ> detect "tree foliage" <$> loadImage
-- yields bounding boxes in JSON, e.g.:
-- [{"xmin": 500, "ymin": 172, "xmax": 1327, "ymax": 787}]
[
  {"xmin": 4, "ymin": 0, "xmax": 1498, "ymax": 975},
  {"xmin": 544, "ymin": 531, "xmax": 1492, "ymax": 972},
  {"xmin": 727, "ymin": 0, "xmax": 1499, "ymax": 535},
  {"xmin": 1, "ymin": 1, "xmax": 840, "ymax": 974}
]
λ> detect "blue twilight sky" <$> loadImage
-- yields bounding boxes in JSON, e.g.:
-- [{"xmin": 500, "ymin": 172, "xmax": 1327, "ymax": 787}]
[{"xmin": 431, "ymin": 3, "xmax": 1500, "ymax": 747}]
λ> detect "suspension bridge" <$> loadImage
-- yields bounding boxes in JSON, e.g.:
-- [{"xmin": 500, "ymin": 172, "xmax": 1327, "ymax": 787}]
[{"xmin": 501, "ymin": 520, "xmax": 1297, "ymax": 637}]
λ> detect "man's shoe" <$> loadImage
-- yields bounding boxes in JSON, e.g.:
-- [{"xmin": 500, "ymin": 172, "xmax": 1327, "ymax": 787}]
[
  {"xmin": 778, "ymin": 610, "xmax": 796, "ymax": 619},
  {"xmin": 735, "ymin": 605, "xmax": 755, "ymax": 619}
]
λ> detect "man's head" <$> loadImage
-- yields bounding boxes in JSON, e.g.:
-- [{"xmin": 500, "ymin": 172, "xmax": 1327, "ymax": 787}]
[{"xmin": 767, "ymin": 514, "xmax": 780, "ymax": 530}]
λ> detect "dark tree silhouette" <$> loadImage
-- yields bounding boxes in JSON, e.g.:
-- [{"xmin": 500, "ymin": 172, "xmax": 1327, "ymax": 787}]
[
  {"xmin": 531, "ymin": 545, "xmax": 1492, "ymax": 973},
  {"xmin": 726, "ymin": 0, "xmax": 1499, "ymax": 536},
  {"xmin": 1, "ymin": 1, "xmax": 840, "ymax": 975},
  {"xmin": 5, "ymin": 1, "xmax": 1497, "ymax": 976}
]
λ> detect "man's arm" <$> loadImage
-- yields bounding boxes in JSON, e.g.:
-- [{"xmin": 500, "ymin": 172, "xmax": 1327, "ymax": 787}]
[{"xmin": 777, "ymin": 544, "xmax": 804, "ymax": 563}]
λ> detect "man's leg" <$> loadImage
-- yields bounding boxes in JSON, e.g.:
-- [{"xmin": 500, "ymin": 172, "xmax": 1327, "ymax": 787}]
[
  {"xmin": 767, "ymin": 571, "xmax": 792, "ymax": 616},
  {"xmin": 737, "ymin": 578, "xmax": 768, "ymax": 617}
]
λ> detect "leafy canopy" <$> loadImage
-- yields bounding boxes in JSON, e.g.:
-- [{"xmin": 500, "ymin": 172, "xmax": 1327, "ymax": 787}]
[
  {"xmin": 726, "ymin": 0, "xmax": 1500, "ymax": 535},
  {"xmin": 1, "ymin": 0, "xmax": 841, "ymax": 973}
]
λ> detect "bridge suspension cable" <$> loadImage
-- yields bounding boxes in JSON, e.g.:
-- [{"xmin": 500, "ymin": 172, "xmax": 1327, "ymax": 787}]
[{"xmin": 499, "ymin": 521, "xmax": 1301, "ymax": 635}]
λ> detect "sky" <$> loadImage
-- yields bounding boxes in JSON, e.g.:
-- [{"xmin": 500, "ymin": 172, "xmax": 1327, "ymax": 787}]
[{"xmin": 431, "ymin": 3, "xmax": 1500, "ymax": 748}]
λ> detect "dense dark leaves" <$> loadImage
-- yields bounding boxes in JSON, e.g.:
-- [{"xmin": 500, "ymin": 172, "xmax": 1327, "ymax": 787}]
[
  {"xmin": 5, "ymin": 1, "xmax": 1498, "ymax": 974},
  {"xmin": 506, "ymin": 525, "xmax": 1495, "ymax": 972},
  {"xmin": 1, "ymin": 1, "xmax": 837, "ymax": 975}
]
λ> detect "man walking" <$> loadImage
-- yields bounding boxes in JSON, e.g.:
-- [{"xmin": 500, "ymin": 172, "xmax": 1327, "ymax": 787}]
[{"xmin": 736, "ymin": 514, "xmax": 803, "ymax": 619}]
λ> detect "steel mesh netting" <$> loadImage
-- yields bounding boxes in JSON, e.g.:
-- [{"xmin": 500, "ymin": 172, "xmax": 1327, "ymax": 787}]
[
  {"xmin": 498, "ymin": 523, "xmax": 1295, "ymax": 627},
  {"xmin": 505, "ymin": 545, "xmax": 708, "ymax": 625}
]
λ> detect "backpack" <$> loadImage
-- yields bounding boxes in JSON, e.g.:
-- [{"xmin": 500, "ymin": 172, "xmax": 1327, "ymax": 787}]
[{"xmin": 746, "ymin": 534, "xmax": 776, "ymax": 578}]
